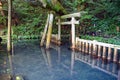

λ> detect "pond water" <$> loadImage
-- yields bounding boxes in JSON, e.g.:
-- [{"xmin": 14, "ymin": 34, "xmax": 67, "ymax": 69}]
[{"xmin": 0, "ymin": 40, "xmax": 120, "ymax": 80}]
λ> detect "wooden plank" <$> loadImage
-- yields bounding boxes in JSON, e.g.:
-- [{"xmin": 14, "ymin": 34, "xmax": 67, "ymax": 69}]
[
  {"xmin": 60, "ymin": 11, "xmax": 86, "ymax": 19},
  {"xmin": 40, "ymin": 14, "xmax": 50, "ymax": 46},
  {"xmin": 46, "ymin": 13, "xmax": 54, "ymax": 49},
  {"xmin": 56, "ymin": 20, "xmax": 79, "ymax": 25}
]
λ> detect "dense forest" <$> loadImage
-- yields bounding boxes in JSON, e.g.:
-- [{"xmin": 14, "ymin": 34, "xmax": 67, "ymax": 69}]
[{"xmin": 0, "ymin": 0, "xmax": 120, "ymax": 45}]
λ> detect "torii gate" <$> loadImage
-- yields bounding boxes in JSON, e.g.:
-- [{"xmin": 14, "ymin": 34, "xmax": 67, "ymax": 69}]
[{"xmin": 40, "ymin": 11, "xmax": 86, "ymax": 50}]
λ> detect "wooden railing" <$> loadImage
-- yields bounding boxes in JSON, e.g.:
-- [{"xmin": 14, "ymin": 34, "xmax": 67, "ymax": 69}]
[{"xmin": 76, "ymin": 37, "xmax": 120, "ymax": 63}]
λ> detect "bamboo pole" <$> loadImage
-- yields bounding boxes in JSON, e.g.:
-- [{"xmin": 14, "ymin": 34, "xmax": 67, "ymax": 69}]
[
  {"xmin": 58, "ymin": 18, "xmax": 61, "ymax": 45},
  {"xmin": 102, "ymin": 46, "xmax": 106, "ymax": 59},
  {"xmin": 98, "ymin": 45, "xmax": 101, "ymax": 57},
  {"xmin": 71, "ymin": 17, "xmax": 76, "ymax": 50},
  {"xmin": 107, "ymin": 47, "xmax": 112, "ymax": 60},
  {"xmin": 40, "ymin": 14, "xmax": 50, "ymax": 46},
  {"xmin": 7, "ymin": 0, "xmax": 12, "ymax": 52},
  {"xmin": 113, "ymin": 48, "xmax": 118, "ymax": 62},
  {"xmin": 46, "ymin": 13, "xmax": 54, "ymax": 49}
]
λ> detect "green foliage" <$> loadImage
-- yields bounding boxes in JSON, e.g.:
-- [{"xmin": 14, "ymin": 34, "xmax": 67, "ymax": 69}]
[
  {"xmin": 10, "ymin": 0, "xmax": 48, "ymax": 39},
  {"xmin": 0, "ymin": 15, "xmax": 6, "ymax": 25},
  {"xmin": 80, "ymin": 35, "xmax": 120, "ymax": 45}
]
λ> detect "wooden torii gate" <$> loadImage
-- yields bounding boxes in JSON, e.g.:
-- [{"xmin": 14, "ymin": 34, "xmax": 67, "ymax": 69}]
[{"xmin": 40, "ymin": 11, "xmax": 86, "ymax": 50}]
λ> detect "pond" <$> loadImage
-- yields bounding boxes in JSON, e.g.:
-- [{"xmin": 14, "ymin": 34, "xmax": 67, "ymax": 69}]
[{"xmin": 0, "ymin": 40, "xmax": 119, "ymax": 80}]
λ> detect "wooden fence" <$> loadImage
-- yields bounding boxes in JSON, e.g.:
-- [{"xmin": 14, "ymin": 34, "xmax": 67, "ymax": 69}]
[{"xmin": 76, "ymin": 37, "xmax": 120, "ymax": 63}]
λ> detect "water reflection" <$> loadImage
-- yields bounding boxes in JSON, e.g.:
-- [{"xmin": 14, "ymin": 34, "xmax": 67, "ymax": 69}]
[
  {"xmin": 1, "ymin": 40, "xmax": 119, "ymax": 80},
  {"xmin": 0, "ymin": 42, "xmax": 14, "ymax": 76},
  {"xmin": 72, "ymin": 51, "xmax": 120, "ymax": 80},
  {"xmin": 41, "ymin": 43, "xmax": 119, "ymax": 80}
]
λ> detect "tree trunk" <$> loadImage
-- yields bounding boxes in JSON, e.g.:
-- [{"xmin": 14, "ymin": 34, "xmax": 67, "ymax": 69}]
[{"xmin": 7, "ymin": 0, "xmax": 12, "ymax": 52}]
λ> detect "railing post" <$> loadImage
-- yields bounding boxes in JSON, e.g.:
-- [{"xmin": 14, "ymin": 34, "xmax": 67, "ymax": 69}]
[
  {"xmin": 76, "ymin": 37, "xmax": 79, "ymax": 50},
  {"xmin": 58, "ymin": 18, "xmax": 61, "ymax": 45},
  {"xmin": 93, "ymin": 40, "xmax": 97, "ymax": 56},
  {"xmin": 82, "ymin": 42, "xmax": 85, "ymax": 52},
  {"xmin": 79, "ymin": 41, "xmax": 82, "ymax": 51},
  {"xmin": 85, "ymin": 42, "xmax": 88, "ymax": 53},
  {"xmin": 113, "ymin": 48, "xmax": 118, "ymax": 62},
  {"xmin": 71, "ymin": 17, "xmax": 76, "ymax": 50},
  {"xmin": 107, "ymin": 47, "xmax": 112, "ymax": 60},
  {"xmin": 98, "ymin": 45, "xmax": 101, "ymax": 57},
  {"xmin": 89, "ymin": 43, "xmax": 92, "ymax": 54},
  {"xmin": 102, "ymin": 46, "xmax": 106, "ymax": 59}
]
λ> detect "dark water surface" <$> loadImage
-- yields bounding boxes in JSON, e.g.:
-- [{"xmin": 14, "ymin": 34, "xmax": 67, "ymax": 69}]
[{"xmin": 0, "ymin": 40, "xmax": 120, "ymax": 80}]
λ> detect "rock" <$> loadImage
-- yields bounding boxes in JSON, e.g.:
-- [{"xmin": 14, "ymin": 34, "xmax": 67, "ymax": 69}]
[{"xmin": 0, "ymin": 74, "xmax": 11, "ymax": 80}]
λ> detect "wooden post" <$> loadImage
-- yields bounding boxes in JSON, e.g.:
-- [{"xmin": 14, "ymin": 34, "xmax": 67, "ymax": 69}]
[
  {"xmin": 85, "ymin": 42, "xmax": 88, "ymax": 53},
  {"xmin": 107, "ymin": 47, "xmax": 111, "ymax": 60},
  {"xmin": 7, "ymin": 0, "xmax": 12, "ymax": 52},
  {"xmin": 58, "ymin": 18, "xmax": 61, "ymax": 45},
  {"xmin": 92, "ymin": 41, "xmax": 97, "ymax": 56},
  {"xmin": 89, "ymin": 43, "xmax": 92, "ymax": 54},
  {"xmin": 46, "ymin": 13, "xmax": 54, "ymax": 49},
  {"xmin": 98, "ymin": 45, "xmax": 101, "ymax": 57},
  {"xmin": 79, "ymin": 41, "xmax": 82, "ymax": 51},
  {"xmin": 71, "ymin": 17, "xmax": 76, "ymax": 50},
  {"xmin": 40, "ymin": 14, "xmax": 50, "ymax": 46},
  {"xmin": 82, "ymin": 42, "xmax": 84, "ymax": 52},
  {"xmin": 113, "ymin": 48, "xmax": 118, "ymax": 62},
  {"xmin": 102, "ymin": 46, "xmax": 106, "ymax": 59}
]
